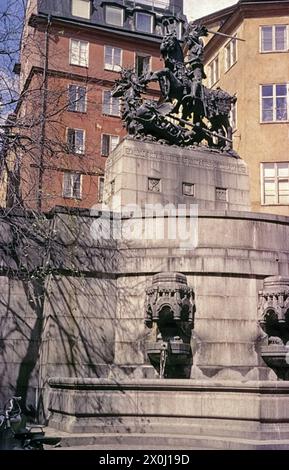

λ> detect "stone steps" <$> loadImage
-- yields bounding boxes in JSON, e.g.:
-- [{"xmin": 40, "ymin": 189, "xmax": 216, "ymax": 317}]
[{"xmin": 44, "ymin": 428, "xmax": 289, "ymax": 450}]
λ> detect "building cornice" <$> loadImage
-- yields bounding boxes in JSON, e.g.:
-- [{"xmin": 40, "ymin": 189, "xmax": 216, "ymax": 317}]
[
  {"xmin": 195, "ymin": 1, "xmax": 289, "ymax": 26},
  {"xmin": 29, "ymin": 13, "xmax": 164, "ymax": 45},
  {"xmin": 201, "ymin": 1, "xmax": 289, "ymax": 62}
]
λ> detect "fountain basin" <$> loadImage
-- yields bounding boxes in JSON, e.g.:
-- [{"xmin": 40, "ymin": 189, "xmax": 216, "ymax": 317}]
[
  {"xmin": 261, "ymin": 345, "xmax": 289, "ymax": 380},
  {"xmin": 146, "ymin": 341, "xmax": 191, "ymax": 366},
  {"xmin": 48, "ymin": 377, "xmax": 289, "ymax": 448}
]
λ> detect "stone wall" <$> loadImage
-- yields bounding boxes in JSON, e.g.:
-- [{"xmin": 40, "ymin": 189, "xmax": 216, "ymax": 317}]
[
  {"xmin": 0, "ymin": 207, "xmax": 118, "ymax": 419},
  {"xmin": 1, "ymin": 206, "xmax": 289, "ymax": 419},
  {"xmin": 0, "ymin": 211, "xmax": 48, "ymax": 411}
]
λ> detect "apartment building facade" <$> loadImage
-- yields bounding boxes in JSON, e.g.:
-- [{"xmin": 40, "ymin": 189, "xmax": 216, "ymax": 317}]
[
  {"xmin": 198, "ymin": 0, "xmax": 289, "ymax": 215},
  {"xmin": 10, "ymin": 0, "xmax": 185, "ymax": 211}
]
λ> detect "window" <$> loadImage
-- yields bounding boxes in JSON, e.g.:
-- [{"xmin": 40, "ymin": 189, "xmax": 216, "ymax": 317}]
[
  {"xmin": 262, "ymin": 163, "xmax": 289, "ymax": 205},
  {"xmin": 101, "ymin": 134, "xmax": 119, "ymax": 156},
  {"xmin": 136, "ymin": 53, "xmax": 151, "ymax": 76},
  {"xmin": 136, "ymin": 12, "xmax": 153, "ymax": 33},
  {"xmin": 224, "ymin": 37, "xmax": 237, "ymax": 71},
  {"xmin": 261, "ymin": 84, "xmax": 288, "ymax": 122},
  {"xmin": 71, "ymin": 0, "xmax": 90, "ymax": 19},
  {"xmin": 63, "ymin": 173, "xmax": 82, "ymax": 199},
  {"xmin": 261, "ymin": 25, "xmax": 288, "ymax": 52},
  {"xmin": 68, "ymin": 85, "xmax": 87, "ymax": 112},
  {"xmin": 98, "ymin": 176, "xmax": 104, "ymax": 202},
  {"xmin": 67, "ymin": 128, "xmax": 85, "ymax": 154},
  {"xmin": 104, "ymin": 46, "xmax": 122, "ymax": 71},
  {"xmin": 230, "ymin": 100, "xmax": 237, "ymax": 131},
  {"xmin": 140, "ymin": 0, "xmax": 169, "ymax": 7},
  {"xmin": 70, "ymin": 39, "xmax": 89, "ymax": 67},
  {"xmin": 176, "ymin": 22, "xmax": 183, "ymax": 40},
  {"xmin": 208, "ymin": 55, "xmax": 219, "ymax": 87},
  {"xmin": 105, "ymin": 6, "xmax": 123, "ymax": 27},
  {"xmin": 102, "ymin": 90, "xmax": 120, "ymax": 116},
  {"xmin": 162, "ymin": 17, "xmax": 182, "ymax": 39}
]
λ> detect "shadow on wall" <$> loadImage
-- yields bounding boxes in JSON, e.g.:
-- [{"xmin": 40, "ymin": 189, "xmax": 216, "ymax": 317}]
[{"xmin": 0, "ymin": 207, "xmax": 151, "ymax": 423}]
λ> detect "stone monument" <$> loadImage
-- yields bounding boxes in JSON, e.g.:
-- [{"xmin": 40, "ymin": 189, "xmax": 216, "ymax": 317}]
[{"xmin": 47, "ymin": 19, "xmax": 289, "ymax": 449}]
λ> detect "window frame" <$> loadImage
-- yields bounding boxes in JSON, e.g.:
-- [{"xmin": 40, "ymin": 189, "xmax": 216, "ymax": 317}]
[
  {"xmin": 101, "ymin": 133, "xmax": 120, "ymax": 156},
  {"xmin": 224, "ymin": 36, "xmax": 237, "ymax": 72},
  {"xmin": 135, "ymin": 12, "xmax": 154, "ymax": 34},
  {"xmin": 207, "ymin": 54, "xmax": 220, "ymax": 88},
  {"xmin": 69, "ymin": 39, "xmax": 89, "ymax": 67},
  {"xmin": 261, "ymin": 162, "xmax": 289, "ymax": 205},
  {"xmin": 68, "ymin": 84, "xmax": 87, "ymax": 113},
  {"xmin": 63, "ymin": 172, "xmax": 83, "ymax": 199},
  {"xmin": 98, "ymin": 175, "xmax": 105, "ymax": 202},
  {"xmin": 105, "ymin": 5, "xmax": 124, "ymax": 27},
  {"xmin": 260, "ymin": 24, "xmax": 288, "ymax": 53},
  {"xmin": 66, "ymin": 127, "xmax": 86, "ymax": 155},
  {"xmin": 102, "ymin": 90, "xmax": 121, "ymax": 117},
  {"xmin": 104, "ymin": 45, "xmax": 123, "ymax": 72},
  {"xmin": 71, "ymin": 0, "xmax": 91, "ymax": 19},
  {"xmin": 135, "ymin": 52, "xmax": 152, "ymax": 76},
  {"xmin": 260, "ymin": 83, "xmax": 289, "ymax": 123},
  {"xmin": 230, "ymin": 99, "xmax": 237, "ymax": 132}
]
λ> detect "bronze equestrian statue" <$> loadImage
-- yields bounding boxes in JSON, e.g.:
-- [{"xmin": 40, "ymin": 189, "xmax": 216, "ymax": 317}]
[{"xmin": 111, "ymin": 22, "xmax": 238, "ymax": 154}]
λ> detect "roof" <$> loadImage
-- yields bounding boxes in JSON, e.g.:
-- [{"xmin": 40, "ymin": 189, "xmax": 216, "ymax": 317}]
[
  {"xmin": 193, "ymin": 0, "xmax": 289, "ymax": 61},
  {"xmin": 194, "ymin": 0, "xmax": 289, "ymax": 25}
]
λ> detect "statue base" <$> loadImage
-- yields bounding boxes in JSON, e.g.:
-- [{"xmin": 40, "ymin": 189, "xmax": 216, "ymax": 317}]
[{"xmin": 103, "ymin": 138, "xmax": 250, "ymax": 212}]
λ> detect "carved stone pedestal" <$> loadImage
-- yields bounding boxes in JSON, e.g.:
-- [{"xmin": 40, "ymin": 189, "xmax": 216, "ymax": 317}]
[{"xmin": 103, "ymin": 138, "xmax": 250, "ymax": 212}]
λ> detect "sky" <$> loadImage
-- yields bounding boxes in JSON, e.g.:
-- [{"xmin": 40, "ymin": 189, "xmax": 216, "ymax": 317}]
[{"xmin": 184, "ymin": 0, "xmax": 238, "ymax": 20}]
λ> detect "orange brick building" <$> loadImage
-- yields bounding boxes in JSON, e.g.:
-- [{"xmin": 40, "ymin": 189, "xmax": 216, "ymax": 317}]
[{"xmin": 12, "ymin": 0, "xmax": 185, "ymax": 211}]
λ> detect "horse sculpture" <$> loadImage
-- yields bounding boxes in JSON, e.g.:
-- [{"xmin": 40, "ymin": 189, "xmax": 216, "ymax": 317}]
[
  {"xmin": 112, "ymin": 69, "xmax": 207, "ymax": 146},
  {"xmin": 111, "ymin": 25, "xmax": 237, "ymax": 153}
]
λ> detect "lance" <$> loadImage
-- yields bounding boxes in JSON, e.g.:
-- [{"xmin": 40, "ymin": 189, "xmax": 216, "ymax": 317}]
[
  {"xmin": 207, "ymin": 29, "xmax": 245, "ymax": 42},
  {"xmin": 167, "ymin": 113, "xmax": 233, "ymax": 144}
]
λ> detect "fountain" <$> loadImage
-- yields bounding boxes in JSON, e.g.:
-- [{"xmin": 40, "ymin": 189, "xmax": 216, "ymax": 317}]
[
  {"xmin": 145, "ymin": 273, "xmax": 195, "ymax": 378},
  {"xmin": 258, "ymin": 276, "xmax": 289, "ymax": 380},
  {"xmin": 46, "ymin": 18, "xmax": 289, "ymax": 449}
]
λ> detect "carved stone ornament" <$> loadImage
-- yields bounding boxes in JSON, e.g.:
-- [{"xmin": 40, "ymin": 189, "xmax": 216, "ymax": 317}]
[
  {"xmin": 258, "ymin": 276, "xmax": 289, "ymax": 380},
  {"xmin": 145, "ymin": 272, "xmax": 195, "ymax": 328},
  {"xmin": 145, "ymin": 272, "xmax": 195, "ymax": 379}
]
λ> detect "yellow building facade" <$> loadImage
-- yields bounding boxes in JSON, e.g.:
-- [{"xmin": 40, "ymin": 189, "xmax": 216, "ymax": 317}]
[{"xmin": 199, "ymin": 0, "xmax": 289, "ymax": 215}]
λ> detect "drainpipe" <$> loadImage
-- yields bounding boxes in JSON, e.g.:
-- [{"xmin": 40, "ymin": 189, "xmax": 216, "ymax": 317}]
[{"xmin": 37, "ymin": 14, "xmax": 51, "ymax": 212}]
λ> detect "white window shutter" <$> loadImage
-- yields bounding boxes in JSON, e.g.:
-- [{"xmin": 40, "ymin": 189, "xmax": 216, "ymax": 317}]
[
  {"xmin": 70, "ymin": 40, "xmax": 79, "ymax": 64},
  {"xmin": 105, "ymin": 46, "xmax": 113, "ymax": 68},
  {"xmin": 63, "ymin": 173, "xmax": 72, "ymax": 197},
  {"xmin": 111, "ymin": 136, "xmax": 119, "ymax": 151},
  {"xmin": 80, "ymin": 42, "xmax": 88, "ymax": 66}
]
